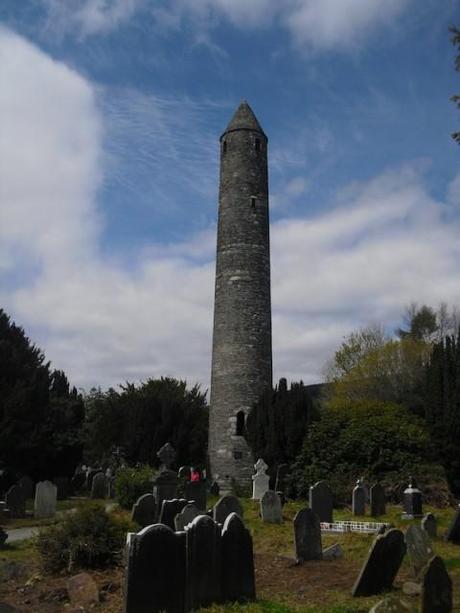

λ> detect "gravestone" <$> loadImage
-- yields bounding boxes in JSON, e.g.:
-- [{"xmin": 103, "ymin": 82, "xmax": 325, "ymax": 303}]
[
  {"xmin": 153, "ymin": 470, "xmax": 178, "ymax": 517},
  {"xmin": 352, "ymin": 529, "xmax": 406, "ymax": 597},
  {"xmin": 252, "ymin": 459, "xmax": 270, "ymax": 501},
  {"xmin": 54, "ymin": 477, "xmax": 70, "ymax": 500},
  {"xmin": 34, "ymin": 481, "xmax": 57, "ymax": 519},
  {"xmin": 420, "ymin": 555, "xmax": 452, "ymax": 613},
  {"xmin": 210, "ymin": 481, "xmax": 220, "ymax": 497},
  {"xmin": 86, "ymin": 469, "xmax": 102, "ymax": 492},
  {"xmin": 370, "ymin": 483, "xmax": 386, "ymax": 517},
  {"xmin": 159, "ymin": 498, "xmax": 189, "ymax": 530},
  {"xmin": 156, "ymin": 442, "xmax": 176, "ymax": 470},
  {"xmin": 185, "ymin": 480, "xmax": 207, "ymax": 511},
  {"xmin": 369, "ymin": 596, "xmax": 412, "ymax": 612},
  {"xmin": 352, "ymin": 478, "xmax": 366, "ymax": 516},
  {"xmin": 421, "ymin": 513, "xmax": 437, "ymax": 539},
  {"xmin": 18, "ymin": 476, "xmax": 34, "ymax": 500},
  {"xmin": 124, "ymin": 524, "xmax": 186, "ymax": 613},
  {"xmin": 221, "ymin": 512, "xmax": 256, "ymax": 603},
  {"xmin": 402, "ymin": 477, "xmax": 423, "ymax": 518},
  {"xmin": 5, "ymin": 485, "xmax": 26, "ymax": 518},
  {"xmin": 178, "ymin": 466, "xmax": 191, "ymax": 481},
  {"xmin": 131, "ymin": 494, "xmax": 156, "ymax": 528},
  {"xmin": 293, "ymin": 508, "xmax": 322, "ymax": 562},
  {"xmin": 0, "ymin": 526, "xmax": 7, "ymax": 548},
  {"xmin": 260, "ymin": 490, "xmax": 282, "ymax": 524},
  {"xmin": 91, "ymin": 472, "xmax": 107, "ymax": 499},
  {"xmin": 185, "ymin": 515, "xmax": 222, "ymax": 610},
  {"xmin": 174, "ymin": 503, "xmax": 200, "ymax": 531},
  {"xmin": 444, "ymin": 505, "xmax": 460, "ymax": 544},
  {"xmin": 274, "ymin": 463, "xmax": 289, "ymax": 493},
  {"xmin": 213, "ymin": 495, "xmax": 243, "ymax": 525},
  {"xmin": 405, "ymin": 524, "xmax": 434, "ymax": 578},
  {"xmin": 309, "ymin": 480, "xmax": 333, "ymax": 523}
]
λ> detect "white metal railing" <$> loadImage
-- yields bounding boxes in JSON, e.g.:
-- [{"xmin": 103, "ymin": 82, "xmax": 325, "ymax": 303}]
[{"xmin": 320, "ymin": 520, "xmax": 391, "ymax": 534}]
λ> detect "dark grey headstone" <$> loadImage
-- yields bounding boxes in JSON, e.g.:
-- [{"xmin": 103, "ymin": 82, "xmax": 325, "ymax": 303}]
[
  {"xmin": 444, "ymin": 506, "xmax": 460, "ymax": 544},
  {"xmin": 420, "ymin": 555, "xmax": 453, "ymax": 613},
  {"xmin": 260, "ymin": 490, "xmax": 282, "ymax": 524},
  {"xmin": 86, "ymin": 469, "xmax": 102, "ymax": 491},
  {"xmin": 370, "ymin": 484, "xmax": 386, "ymax": 517},
  {"xmin": 91, "ymin": 472, "xmax": 107, "ymax": 499},
  {"xmin": 0, "ymin": 526, "xmax": 8, "ymax": 548},
  {"xmin": 352, "ymin": 529, "xmax": 406, "ymax": 597},
  {"xmin": 153, "ymin": 469, "xmax": 178, "ymax": 515},
  {"xmin": 54, "ymin": 476, "xmax": 70, "ymax": 500},
  {"xmin": 221, "ymin": 512, "xmax": 255, "ymax": 603},
  {"xmin": 274, "ymin": 463, "xmax": 289, "ymax": 493},
  {"xmin": 185, "ymin": 480, "xmax": 207, "ymax": 511},
  {"xmin": 352, "ymin": 480, "xmax": 366, "ymax": 516},
  {"xmin": 178, "ymin": 466, "xmax": 191, "ymax": 480},
  {"xmin": 159, "ymin": 498, "xmax": 189, "ymax": 530},
  {"xmin": 210, "ymin": 481, "xmax": 220, "ymax": 497},
  {"xmin": 213, "ymin": 495, "xmax": 243, "ymax": 525},
  {"xmin": 156, "ymin": 442, "xmax": 176, "ymax": 470},
  {"xmin": 131, "ymin": 494, "xmax": 156, "ymax": 528},
  {"xmin": 293, "ymin": 508, "xmax": 322, "ymax": 562},
  {"xmin": 34, "ymin": 480, "xmax": 57, "ymax": 519},
  {"xmin": 421, "ymin": 513, "xmax": 437, "ymax": 539},
  {"xmin": 5, "ymin": 485, "xmax": 26, "ymax": 518},
  {"xmin": 402, "ymin": 479, "xmax": 423, "ymax": 518},
  {"xmin": 18, "ymin": 476, "xmax": 34, "ymax": 499},
  {"xmin": 309, "ymin": 480, "xmax": 333, "ymax": 523},
  {"xmin": 185, "ymin": 515, "xmax": 222, "ymax": 610},
  {"xmin": 405, "ymin": 524, "xmax": 434, "ymax": 579},
  {"xmin": 124, "ymin": 524, "xmax": 186, "ymax": 613},
  {"xmin": 174, "ymin": 503, "xmax": 200, "ymax": 531}
]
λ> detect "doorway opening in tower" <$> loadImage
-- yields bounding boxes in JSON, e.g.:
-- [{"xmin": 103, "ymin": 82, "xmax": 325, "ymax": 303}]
[{"xmin": 236, "ymin": 410, "xmax": 245, "ymax": 436}]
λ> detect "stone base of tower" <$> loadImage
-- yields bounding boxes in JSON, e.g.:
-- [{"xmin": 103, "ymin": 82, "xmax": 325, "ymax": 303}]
[{"xmin": 210, "ymin": 435, "xmax": 254, "ymax": 495}]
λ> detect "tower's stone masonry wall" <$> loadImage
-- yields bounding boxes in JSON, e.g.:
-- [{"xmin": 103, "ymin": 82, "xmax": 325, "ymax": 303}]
[{"xmin": 209, "ymin": 110, "xmax": 273, "ymax": 491}]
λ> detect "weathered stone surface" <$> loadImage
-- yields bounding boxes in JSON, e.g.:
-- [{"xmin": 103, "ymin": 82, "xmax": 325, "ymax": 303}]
[
  {"xmin": 185, "ymin": 515, "xmax": 222, "ymax": 610},
  {"xmin": 405, "ymin": 524, "xmax": 434, "ymax": 578},
  {"xmin": 260, "ymin": 490, "xmax": 282, "ymax": 524},
  {"xmin": 277, "ymin": 491, "xmax": 286, "ymax": 507},
  {"xmin": 444, "ymin": 505, "xmax": 460, "ymax": 544},
  {"xmin": 210, "ymin": 481, "xmax": 220, "ymax": 496},
  {"xmin": 18, "ymin": 476, "xmax": 34, "ymax": 499},
  {"xmin": 178, "ymin": 466, "xmax": 191, "ymax": 480},
  {"xmin": 157, "ymin": 442, "xmax": 176, "ymax": 470},
  {"xmin": 209, "ymin": 102, "xmax": 272, "ymax": 491},
  {"xmin": 352, "ymin": 529, "xmax": 406, "ymax": 597},
  {"xmin": 131, "ymin": 494, "xmax": 156, "ymax": 528},
  {"xmin": 252, "ymin": 458, "xmax": 270, "ymax": 501},
  {"xmin": 5, "ymin": 485, "xmax": 26, "ymax": 518},
  {"xmin": 90, "ymin": 472, "xmax": 107, "ymax": 499},
  {"xmin": 323, "ymin": 543, "xmax": 343, "ymax": 560},
  {"xmin": 153, "ymin": 470, "xmax": 178, "ymax": 515},
  {"xmin": 402, "ymin": 581, "xmax": 421, "ymax": 596},
  {"xmin": 86, "ymin": 469, "xmax": 102, "ymax": 491},
  {"xmin": 67, "ymin": 572, "xmax": 99, "ymax": 606},
  {"xmin": 174, "ymin": 503, "xmax": 200, "ymax": 531},
  {"xmin": 309, "ymin": 481, "xmax": 333, "ymax": 523},
  {"xmin": 159, "ymin": 498, "xmax": 189, "ymax": 530},
  {"xmin": 421, "ymin": 513, "xmax": 437, "ymax": 539},
  {"xmin": 34, "ymin": 481, "xmax": 57, "ymax": 519},
  {"xmin": 221, "ymin": 512, "xmax": 255, "ymax": 603},
  {"xmin": 274, "ymin": 464, "xmax": 289, "ymax": 493},
  {"xmin": 352, "ymin": 479, "xmax": 366, "ymax": 516},
  {"xmin": 293, "ymin": 508, "xmax": 322, "ymax": 562},
  {"xmin": 213, "ymin": 495, "xmax": 243, "ymax": 525},
  {"xmin": 420, "ymin": 555, "xmax": 452, "ymax": 613},
  {"xmin": 124, "ymin": 524, "xmax": 186, "ymax": 613},
  {"xmin": 370, "ymin": 483, "xmax": 386, "ymax": 517},
  {"xmin": 184, "ymin": 480, "xmax": 207, "ymax": 511}
]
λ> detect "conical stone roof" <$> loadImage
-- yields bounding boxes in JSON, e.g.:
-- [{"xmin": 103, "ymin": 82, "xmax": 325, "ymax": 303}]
[{"xmin": 222, "ymin": 100, "xmax": 266, "ymax": 137}]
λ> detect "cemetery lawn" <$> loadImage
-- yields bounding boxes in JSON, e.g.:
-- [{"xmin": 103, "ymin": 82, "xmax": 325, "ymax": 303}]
[{"xmin": 0, "ymin": 498, "xmax": 459, "ymax": 611}]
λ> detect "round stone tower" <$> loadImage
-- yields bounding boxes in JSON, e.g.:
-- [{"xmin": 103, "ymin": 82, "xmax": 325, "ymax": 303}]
[{"xmin": 209, "ymin": 101, "xmax": 273, "ymax": 491}]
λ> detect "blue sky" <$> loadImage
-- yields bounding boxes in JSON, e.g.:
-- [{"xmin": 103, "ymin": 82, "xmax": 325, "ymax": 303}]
[{"xmin": 0, "ymin": 0, "xmax": 459, "ymax": 391}]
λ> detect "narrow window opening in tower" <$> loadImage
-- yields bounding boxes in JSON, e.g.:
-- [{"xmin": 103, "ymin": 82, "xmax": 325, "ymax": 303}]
[
  {"xmin": 236, "ymin": 410, "xmax": 245, "ymax": 436},
  {"xmin": 251, "ymin": 196, "xmax": 256, "ymax": 209},
  {"xmin": 222, "ymin": 140, "xmax": 227, "ymax": 154},
  {"xmin": 255, "ymin": 138, "xmax": 261, "ymax": 152}
]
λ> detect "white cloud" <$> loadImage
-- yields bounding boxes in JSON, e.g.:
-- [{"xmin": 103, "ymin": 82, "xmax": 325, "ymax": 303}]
[
  {"xmin": 40, "ymin": 0, "xmax": 413, "ymax": 51},
  {"xmin": 2, "ymin": 28, "xmax": 460, "ymax": 394}
]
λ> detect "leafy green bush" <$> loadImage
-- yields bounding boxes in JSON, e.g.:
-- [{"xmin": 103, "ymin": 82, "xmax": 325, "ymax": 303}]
[
  {"xmin": 289, "ymin": 400, "xmax": 449, "ymax": 505},
  {"xmin": 36, "ymin": 504, "xmax": 131, "ymax": 573},
  {"xmin": 115, "ymin": 465, "xmax": 156, "ymax": 509}
]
